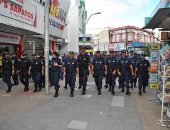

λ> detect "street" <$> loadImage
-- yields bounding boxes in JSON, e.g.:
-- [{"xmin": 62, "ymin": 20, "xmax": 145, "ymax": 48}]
[{"xmin": 0, "ymin": 76, "xmax": 168, "ymax": 130}]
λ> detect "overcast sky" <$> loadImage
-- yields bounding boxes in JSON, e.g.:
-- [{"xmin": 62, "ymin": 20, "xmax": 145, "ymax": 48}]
[{"xmin": 71, "ymin": 0, "xmax": 160, "ymax": 34}]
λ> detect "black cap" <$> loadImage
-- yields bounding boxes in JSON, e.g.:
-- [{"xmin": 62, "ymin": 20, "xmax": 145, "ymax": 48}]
[
  {"xmin": 69, "ymin": 51, "xmax": 74, "ymax": 55},
  {"xmin": 109, "ymin": 50, "xmax": 114, "ymax": 54},
  {"xmin": 96, "ymin": 50, "xmax": 100, "ymax": 54},
  {"xmin": 121, "ymin": 50, "xmax": 126, "ymax": 54},
  {"xmin": 141, "ymin": 53, "xmax": 145, "ymax": 56}
]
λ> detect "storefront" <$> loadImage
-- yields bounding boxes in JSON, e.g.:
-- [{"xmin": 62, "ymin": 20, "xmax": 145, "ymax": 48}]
[{"xmin": 0, "ymin": 0, "xmax": 45, "ymax": 55}]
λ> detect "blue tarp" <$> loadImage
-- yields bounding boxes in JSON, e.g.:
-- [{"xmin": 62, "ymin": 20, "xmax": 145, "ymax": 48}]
[{"xmin": 131, "ymin": 42, "xmax": 147, "ymax": 48}]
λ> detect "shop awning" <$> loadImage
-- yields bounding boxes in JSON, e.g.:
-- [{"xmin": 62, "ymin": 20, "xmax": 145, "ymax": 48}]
[
  {"xmin": 131, "ymin": 42, "xmax": 147, "ymax": 48},
  {"xmin": 143, "ymin": 8, "xmax": 170, "ymax": 30}
]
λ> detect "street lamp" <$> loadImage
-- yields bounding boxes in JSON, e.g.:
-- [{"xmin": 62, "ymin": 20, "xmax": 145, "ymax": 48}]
[{"xmin": 82, "ymin": 12, "xmax": 101, "ymax": 47}]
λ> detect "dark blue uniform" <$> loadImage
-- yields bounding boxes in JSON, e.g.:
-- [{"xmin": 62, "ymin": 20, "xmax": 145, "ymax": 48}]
[
  {"xmin": 2, "ymin": 58, "xmax": 13, "ymax": 93},
  {"xmin": 31, "ymin": 59, "xmax": 44, "ymax": 92},
  {"xmin": 38, "ymin": 56, "xmax": 45, "ymax": 88},
  {"xmin": 105, "ymin": 56, "xmax": 117, "ymax": 94},
  {"xmin": 118, "ymin": 57, "xmax": 132, "ymax": 94},
  {"xmin": 137, "ymin": 59, "xmax": 150, "ymax": 93},
  {"xmin": 93, "ymin": 57, "xmax": 105, "ymax": 94},
  {"xmin": 19, "ymin": 58, "xmax": 30, "ymax": 92},
  {"xmin": 50, "ymin": 58, "xmax": 62, "ymax": 92},
  {"xmin": 131, "ymin": 57, "xmax": 138, "ymax": 88},
  {"xmin": 12, "ymin": 57, "xmax": 20, "ymax": 85},
  {"xmin": 77, "ymin": 53, "xmax": 90, "ymax": 94}
]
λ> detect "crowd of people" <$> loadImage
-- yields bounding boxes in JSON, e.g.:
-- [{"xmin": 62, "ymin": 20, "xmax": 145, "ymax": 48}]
[{"xmin": 1, "ymin": 49, "xmax": 150, "ymax": 97}]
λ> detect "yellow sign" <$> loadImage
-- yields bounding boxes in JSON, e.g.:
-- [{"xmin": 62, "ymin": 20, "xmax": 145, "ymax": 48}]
[
  {"xmin": 85, "ymin": 50, "xmax": 93, "ymax": 53},
  {"xmin": 150, "ymin": 44, "xmax": 160, "ymax": 50},
  {"xmin": 150, "ymin": 83, "xmax": 159, "ymax": 89}
]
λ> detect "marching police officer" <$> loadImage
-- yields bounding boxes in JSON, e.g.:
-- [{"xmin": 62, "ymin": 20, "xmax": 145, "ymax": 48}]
[
  {"xmin": 136, "ymin": 53, "xmax": 150, "ymax": 95},
  {"xmin": 38, "ymin": 52, "xmax": 45, "ymax": 88},
  {"xmin": 117, "ymin": 50, "xmax": 134, "ymax": 95},
  {"xmin": 2, "ymin": 53, "xmax": 14, "ymax": 93},
  {"xmin": 77, "ymin": 48, "xmax": 90, "ymax": 95},
  {"xmin": 29, "ymin": 53, "xmax": 44, "ymax": 92},
  {"xmin": 64, "ymin": 51, "xmax": 78, "ymax": 97},
  {"xmin": 131, "ymin": 53, "xmax": 138, "ymax": 88},
  {"xmin": 49, "ymin": 51, "xmax": 62, "ymax": 97},
  {"xmin": 92, "ymin": 50, "xmax": 106, "ymax": 95},
  {"xmin": 105, "ymin": 51, "xmax": 118, "ymax": 95},
  {"xmin": 11, "ymin": 53, "xmax": 20, "ymax": 85},
  {"xmin": 19, "ymin": 53, "xmax": 30, "ymax": 92}
]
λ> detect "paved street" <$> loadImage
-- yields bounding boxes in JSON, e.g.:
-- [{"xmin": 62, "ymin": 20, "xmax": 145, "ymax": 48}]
[{"xmin": 0, "ymin": 76, "xmax": 169, "ymax": 130}]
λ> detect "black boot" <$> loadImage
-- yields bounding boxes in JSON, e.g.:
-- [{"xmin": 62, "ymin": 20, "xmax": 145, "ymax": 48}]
[
  {"xmin": 111, "ymin": 87, "xmax": 115, "ymax": 95},
  {"xmin": 138, "ymin": 87, "xmax": 142, "ymax": 96},
  {"xmin": 104, "ymin": 84, "xmax": 108, "ymax": 88},
  {"xmin": 78, "ymin": 85, "xmax": 82, "ymax": 89},
  {"xmin": 24, "ymin": 87, "xmax": 29, "ymax": 92},
  {"xmin": 64, "ymin": 85, "xmax": 67, "ymax": 89},
  {"xmin": 143, "ymin": 87, "xmax": 146, "ymax": 93},
  {"xmin": 6, "ymin": 87, "xmax": 11, "ymax": 93},
  {"xmin": 82, "ymin": 90, "xmax": 85, "ymax": 95},
  {"xmin": 54, "ymin": 91, "xmax": 58, "ymax": 97},
  {"xmin": 134, "ymin": 83, "xmax": 137, "ymax": 88},
  {"xmin": 131, "ymin": 84, "xmax": 133, "ymax": 89},
  {"xmin": 121, "ymin": 88, "xmax": 125, "ymax": 93},
  {"xmin": 70, "ymin": 89, "xmax": 74, "ymax": 97},
  {"xmin": 98, "ymin": 90, "xmax": 101, "ymax": 95},
  {"xmin": 39, "ymin": 85, "xmax": 42, "ymax": 92},
  {"xmin": 126, "ymin": 90, "xmax": 131, "ymax": 95},
  {"xmin": 108, "ymin": 86, "xmax": 111, "ymax": 92}
]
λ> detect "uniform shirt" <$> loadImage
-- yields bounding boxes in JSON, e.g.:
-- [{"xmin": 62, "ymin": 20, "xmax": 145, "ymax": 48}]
[
  {"xmin": 92, "ymin": 57, "xmax": 105, "ymax": 72},
  {"xmin": 2, "ymin": 58, "xmax": 13, "ymax": 72},
  {"xmin": 131, "ymin": 57, "xmax": 138, "ymax": 69},
  {"xmin": 12, "ymin": 57, "xmax": 20, "ymax": 70},
  {"xmin": 64, "ymin": 58, "xmax": 77, "ymax": 73},
  {"xmin": 137, "ymin": 59, "xmax": 150, "ymax": 75},
  {"xmin": 77, "ymin": 54, "xmax": 90, "ymax": 70},
  {"xmin": 105, "ymin": 56, "xmax": 117, "ymax": 72},
  {"xmin": 118, "ymin": 57, "xmax": 131, "ymax": 72},
  {"xmin": 31, "ymin": 59, "xmax": 44, "ymax": 72},
  {"xmin": 20, "ymin": 58, "xmax": 30, "ymax": 72},
  {"xmin": 50, "ymin": 57, "xmax": 62, "ymax": 72}
]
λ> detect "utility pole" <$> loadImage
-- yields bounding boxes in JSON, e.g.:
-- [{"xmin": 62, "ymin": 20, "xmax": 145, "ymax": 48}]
[{"xmin": 44, "ymin": 0, "xmax": 50, "ymax": 95}]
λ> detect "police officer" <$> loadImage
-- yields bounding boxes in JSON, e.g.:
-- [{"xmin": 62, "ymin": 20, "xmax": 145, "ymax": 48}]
[
  {"xmin": 131, "ymin": 53, "xmax": 138, "ymax": 88},
  {"xmin": 2, "ymin": 53, "xmax": 14, "ymax": 93},
  {"xmin": 117, "ymin": 50, "xmax": 134, "ymax": 95},
  {"xmin": 105, "ymin": 51, "xmax": 118, "ymax": 95},
  {"xmin": 19, "ymin": 53, "xmax": 30, "ymax": 92},
  {"xmin": 136, "ymin": 53, "xmax": 150, "ymax": 95},
  {"xmin": 29, "ymin": 53, "xmax": 44, "ymax": 92},
  {"xmin": 11, "ymin": 53, "xmax": 20, "ymax": 85},
  {"xmin": 77, "ymin": 48, "xmax": 90, "ymax": 95},
  {"xmin": 64, "ymin": 51, "xmax": 78, "ymax": 97},
  {"xmin": 49, "ymin": 51, "xmax": 62, "ymax": 97},
  {"xmin": 104, "ymin": 54, "xmax": 109, "ymax": 89},
  {"xmin": 38, "ymin": 52, "xmax": 45, "ymax": 88},
  {"xmin": 92, "ymin": 50, "xmax": 106, "ymax": 95}
]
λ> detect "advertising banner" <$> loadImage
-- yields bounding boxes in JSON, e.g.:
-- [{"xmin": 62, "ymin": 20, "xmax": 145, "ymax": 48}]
[
  {"xmin": 0, "ymin": 32, "xmax": 21, "ymax": 44},
  {"xmin": 0, "ymin": 0, "xmax": 37, "ymax": 26},
  {"xmin": 49, "ymin": 0, "xmax": 70, "ymax": 38},
  {"xmin": 150, "ymin": 51, "xmax": 159, "ymax": 62},
  {"xmin": 150, "ymin": 73, "xmax": 158, "ymax": 83}
]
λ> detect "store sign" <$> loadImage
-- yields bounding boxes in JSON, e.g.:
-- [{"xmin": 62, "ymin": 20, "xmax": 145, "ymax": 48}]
[
  {"xmin": 150, "ymin": 73, "xmax": 158, "ymax": 83},
  {"xmin": 49, "ymin": 0, "xmax": 70, "ymax": 37},
  {"xmin": 0, "ymin": 32, "xmax": 21, "ymax": 44},
  {"xmin": 0, "ymin": 0, "xmax": 37, "ymax": 26},
  {"xmin": 149, "ymin": 43, "xmax": 160, "ymax": 50},
  {"xmin": 150, "ymin": 83, "xmax": 159, "ymax": 89}
]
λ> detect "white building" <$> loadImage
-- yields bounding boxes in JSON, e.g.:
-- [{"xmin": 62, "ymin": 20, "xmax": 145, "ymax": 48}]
[{"xmin": 93, "ymin": 30, "xmax": 109, "ymax": 52}]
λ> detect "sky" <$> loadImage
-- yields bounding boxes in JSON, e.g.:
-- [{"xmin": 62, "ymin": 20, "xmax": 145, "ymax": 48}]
[{"xmin": 73, "ymin": 0, "xmax": 160, "ymax": 34}]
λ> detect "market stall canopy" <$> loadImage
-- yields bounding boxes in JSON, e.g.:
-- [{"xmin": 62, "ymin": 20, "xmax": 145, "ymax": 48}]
[
  {"xmin": 131, "ymin": 42, "xmax": 147, "ymax": 48},
  {"xmin": 143, "ymin": 8, "xmax": 170, "ymax": 30}
]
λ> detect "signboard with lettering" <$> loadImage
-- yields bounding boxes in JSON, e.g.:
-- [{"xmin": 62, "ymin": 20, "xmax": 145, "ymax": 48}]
[
  {"xmin": 0, "ymin": 32, "xmax": 21, "ymax": 44},
  {"xmin": 0, "ymin": 0, "xmax": 37, "ymax": 26},
  {"xmin": 49, "ymin": 0, "xmax": 70, "ymax": 38},
  {"xmin": 149, "ymin": 43, "xmax": 160, "ymax": 50},
  {"xmin": 150, "ymin": 73, "xmax": 158, "ymax": 83}
]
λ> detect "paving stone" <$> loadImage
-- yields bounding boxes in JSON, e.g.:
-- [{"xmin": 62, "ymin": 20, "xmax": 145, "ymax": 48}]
[
  {"xmin": 111, "ymin": 96, "xmax": 124, "ymax": 107},
  {"xmin": 67, "ymin": 120, "xmax": 87, "ymax": 130}
]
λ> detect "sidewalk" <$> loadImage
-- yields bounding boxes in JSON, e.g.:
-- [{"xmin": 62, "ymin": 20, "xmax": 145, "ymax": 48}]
[{"xmin": 0, "ymin": 77, "xmax": 169, "ymax": 130}]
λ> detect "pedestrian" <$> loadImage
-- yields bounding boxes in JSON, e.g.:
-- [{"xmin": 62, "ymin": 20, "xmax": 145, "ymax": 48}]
[
  {"xmin": 131, "ymin": 53, "xmax": 138, "ymax": 88},
  {"xmin": 2, "ymin": 53, "xmax": 14, "ymax": 93},
  {"xmin": 38, "ymin": 52, "xmax": 45, "ymax": 88},
  {"xmin": 105, "ymin": 51, "xmax": 118, "ymax": 95},
  {"xmin": 11, "ymin": 53, "xmax": 20, "ymax": 85},
  {"xmin": 92, "ymin": 50, "xmax": 106, "ymax": 95},
  {"xmin": 77, "ymin": 48, "xmax": 90, "ymax": 95},
  {"xmin": 19, "ymin": 53, "xmax": 30, "ymax": 92},
  {"xmin": 117, "ymin": 50, "xmax": 134, "ymax": 95},
  {"xmin": 29, "ymin": 53, "xmax": 44, "ymax": 92},
  {"xmin": 104, "ymin": 54, "xmax": 109, "ymax": 89},
  {"xmin": 64, "ymin": 51, "xmax": 78, "ymax": 97},
  {"xmin": 136, "ymin": 53, "xmax": 150, "ymax": 95},
  {"xmin": 49, "ymin": 51, "xmax": 62, "ymax": 97}
]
